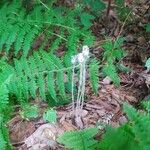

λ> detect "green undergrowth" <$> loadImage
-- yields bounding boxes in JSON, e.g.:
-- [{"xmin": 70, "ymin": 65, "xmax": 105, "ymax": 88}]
[{"xmin": 58, "ymin": 101, "xmax": 150, "ymax": 150}]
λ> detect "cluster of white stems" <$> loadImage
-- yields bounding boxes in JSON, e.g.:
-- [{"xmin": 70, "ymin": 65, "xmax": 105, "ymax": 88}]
[{"xmin": 71, "ymin": 45, "xmax": 89, "ymax": 117}]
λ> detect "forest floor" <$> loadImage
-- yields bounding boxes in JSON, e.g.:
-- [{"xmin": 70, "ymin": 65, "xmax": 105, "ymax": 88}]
[{"xmin": 9, "ymin": 0, "xmax": 150, "ymax": 150}]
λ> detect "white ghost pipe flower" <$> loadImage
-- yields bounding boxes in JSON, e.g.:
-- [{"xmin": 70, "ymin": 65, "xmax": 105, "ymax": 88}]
[
  {"xmin": 77, "ymin": 53, "xmax": 84, "ymax": 63},
  {"xmin": 82, "ymin": 45, "xmax": 89, "ymax": 58},
  {"xmin": 71, "ymin": 55, "xmax": 77, "ymax": 64}
]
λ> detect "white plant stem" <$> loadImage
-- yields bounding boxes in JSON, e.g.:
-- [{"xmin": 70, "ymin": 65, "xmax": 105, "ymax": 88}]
[
  {"xmin": 71, "ymin": 46, "xmax": 89, "ymax": 118},
  {"xmin": 72, "ymin": 64, "xmax": 75, "ymax": 110},
  {"xmin": 76, "ymin": 63, "xmax": 83, "ymax": 114},
  {"xmin": 81, "ymin": 61, "xmax": 86, "ymax": 109}
]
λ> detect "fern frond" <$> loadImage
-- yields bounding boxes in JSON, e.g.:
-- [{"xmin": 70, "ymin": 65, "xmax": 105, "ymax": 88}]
[
  {"xmin": 0, "ymin": 84, "xmax": 9, "ymax": 110},
  {"xmin": 115, "ymin": 0, "xmax": 132, "ymax": 21},
  {"xmin": 5, "ymin": 51, "xmax": 69, "ymax": 102},
  {"xmin": 47, "ymin": 72, "xmax": 57, "ymax": 100},
  {"xmin": 146, "ymin": 23, "xmax": 150, "ymax": 32},
  {"xmin": 0, "ymin": 1, "xmax": 41, "ymax": 56},
  {"xmin": 103, "ymin": 63, "xmax": 120, "ymax": 86},
  {"xmin": 0, "ymin": 130, "xmax": 6, "ymax": 150},
  {"xmin": 57, "ymin": 128, "xmax": 99, "ymax": 150},
  {"xmin": 142, "ymin": 101, "xmax": 150, "ymax": 112},
  {"xmin": 0, "ymin": 65, "xmax": 12, "ymax": 111},
  {"xmin": 23, "ymin": 27, "xmax": 39, "ymax": 56},
  {"xmin": 123, "ymin": 102, "xmax": 138, "ymax": 121},
  {"xmin": 102, "ymin": 38, "xmax": 126, "ymax": 85},
  {"xmin": 99, "ymin": 102, "xmax": 150, "ymax": 150},
  {"xmin": 89, "ymin": 59, "xmax": 99, "ymax": 93},
  {"xmin": 0, "ymin": 1, "xmax": 95, "ymax": 57},
  {"xmin": 49, "ymin": 54, "xmax": 67, "ymax": 100},
  {"xmin": 0, "ymin": 116, "xmax": 12, "ymax": 150}
]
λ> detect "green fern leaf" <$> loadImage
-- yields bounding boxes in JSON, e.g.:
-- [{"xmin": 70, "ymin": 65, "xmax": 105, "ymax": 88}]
[
  {"xmin": 57, "ymin": 71, "xmax": 66, "ymax": 100},
  {"xmin": 80, "ymin": 12, "xmax": 95, "ymax": 28},
  {"xmin": 43, "ymin": 109, "xmax": 57, "ymax": 123},
  {"xmin": 5, "ymin": 25, "xmax": 18, "ymax": 53},
  {"xmin": 0, "ymin": 84, "xmax": 9, "ymax": 110},
  {"xmin": 23, "ymin": 27, "xmax": 39, "ymax": 56},
  {"xmin": 28, "ymin": 57, "xmax": 37, "ymax": 98},
  {"xmin": 123, "ymin": 103, "xmax": 138, "ymax": 121},
  {"xmin": 20, "ymin": 104, "xmax": 39, "ymax": 119},
  {"xmin": 57, "ymin": 128, "xmax": 99, "ymax": 150},
  {"xmin": 89, "ymin": 59, "xmax": 99, "ymax": 93},
  {"xmin": 146, "ymin": 23, "xmax": 150, "ymax": 32},
  {"xmin": 142, "ymin": 101, "xmax": 150, "ymax": 112},
  {"xmin": 14, "ymin": 26, "xmax": 26, "ymax": 55},
  {"xmin": 83, "ymin": 0, "xmax": 106, "ymax": 15},
  {"xmin": 50, "ymin": 54, "xmax": 67, "ymax": 100},
  {"xmin": 115, "ymin": 0, "xmax": 132, "ymax": 21},
  {"xmin": 66, "ymin": 30, "xmax": 79, "ymax": 53},
  {"xmin": 0, "ymin": 31, "xmax": 9, "ymax": 50},
  {"xmin": 103, "ymin": 63, "xmax": 120, "ymax": 86},
  {"xmin": 47, "ymin": 72, "xmax": 57, "ymax": 100},
  {"xmin": 0, "ymin": 130, "xmax": 6, "ymax": 150},
  {"xmin": 37, "ymin": 73, "xmax": 46, "ymax": 100}
]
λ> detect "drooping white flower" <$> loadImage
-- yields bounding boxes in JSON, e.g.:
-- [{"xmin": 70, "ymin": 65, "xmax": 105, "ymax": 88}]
[{"xmin": 82, "ymin": 45, "xmax": 89, "ymax": 58}]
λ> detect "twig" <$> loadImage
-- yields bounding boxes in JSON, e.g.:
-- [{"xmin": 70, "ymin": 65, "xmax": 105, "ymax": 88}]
[{"xmin": 106, "ymin": 0, "xmax": 112, "ymax": 17}]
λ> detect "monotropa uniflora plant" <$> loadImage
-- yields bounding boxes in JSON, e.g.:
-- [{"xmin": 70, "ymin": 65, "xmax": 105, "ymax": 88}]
[{"xmin": 71, "ymin": 45, "xmax": 89, "ymax": 128}]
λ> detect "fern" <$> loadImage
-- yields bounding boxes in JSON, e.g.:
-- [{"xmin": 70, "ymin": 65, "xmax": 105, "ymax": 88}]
[
  {"xmin": 146, "ymin": 23, "xmax": 150, "ymax": 32},
  {"xmin": 0, "ymin": 1, "xmax": 40, "ymax": 56},
  {"xmin": 6, "ymin": 51, "xmax": 65, "ymax": 101},
  {"xmin": 43, "ymin": 109, "xmax": 57, "ymax": 123},
  {"xmin": 115, "ymin": 0, "xmax": 132, "ymax": 21},
  {"xmin": 0, "ymin": 60, "xmax": 15, "ymax": 146},
  {"xmin": 0, "ymin": 0, "xmax": 95, "ymax": 57},
  {"xmin": 0, "ymin": 116, "xmax": 12, "ymax": 150},
  {"xmin": 82, "ymin": 0, "xmax": 106, "ymax": 16},
  {"xmin": 102, "ymin": 37, "xmax": 126, "ymax": 85},
  {"xmin": 0, "ymin": 63, "xmax": 12, "ymax": 112},
  {"xmin": 20, "ymin": 104, "xmax": 39, "ymax": 120},
  {"xmin": 99, "ymin": 102, "xmax": 150, "ymax": 150},
  {"xmin": 89, "ymin": 59, "xmax": 99, "ymax": 93},
  {"xmin": 0, "ymin": 50, "xmax": 101, "ymax": 109},
  {"xmin": 0, "ymin": 119, "xmax": 6, "ymax": 150},
  {"xmin": 57, "ymin": 128, "xmax": 99, "ymax": 150}
]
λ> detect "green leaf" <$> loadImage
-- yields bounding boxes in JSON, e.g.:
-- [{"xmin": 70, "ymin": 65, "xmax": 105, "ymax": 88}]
[
  {"xmin": 145, "ymin": 58, "xmax": 150, "ymax": 69},
  {"xmin": 89, "ymin": 59, "xmax": 99, "ymax": 93},
  {"xmin": 83, "ymin": 0, "xmax": 106, "ymax": 12},
  {"xmin": 80, "ymin": 13, "xmax": 95, "ymax": 28},
  {"xmin": 21, "ymin": 104, "xmax": 39, "ymax": 119},
  {"xmin": 57, "ymin": 128, "xmax": 98, "ymax": 150},
  {"xmin": 0, "ymin": 130, "xmax": 6, "ymax": 150},
  {"xmin": 123, "ymin": 103, "xmax": 138, "ymax": 121},
  {"xmin": 114, "ymin": 37, "xmax": 125, "ymax": 49},
  {"xmin": 142, "ymin": 101, "xmax": 150, "ymax": 112},
  {"xmin": 146, "ymin": 23, "xmax": 150, "ymax": 32},
  {"xmin": 43, "ymin": 109, "xmax": 57, "ymax": 123},
  {"xmin": 118, "ymin": 63, "xmax": 131, "ymax": 73},
  {"xmin": 103, "ymin": 63, "xmax": 120, "ymax": 86}
]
